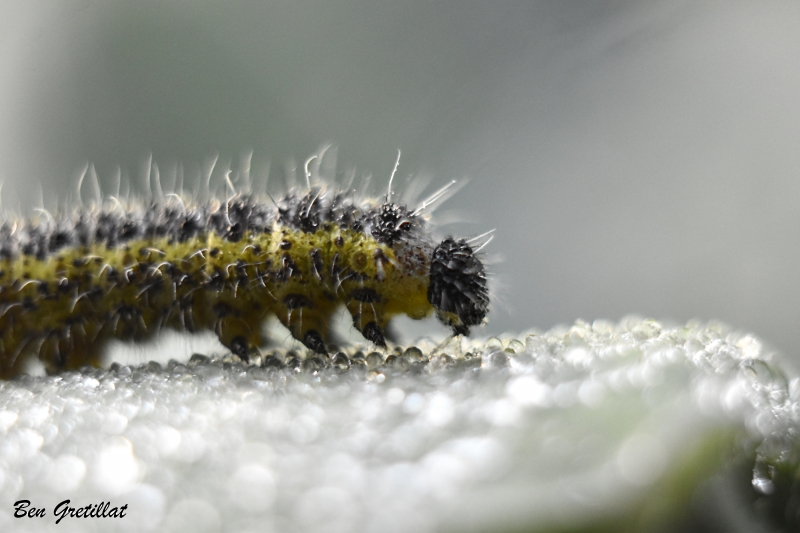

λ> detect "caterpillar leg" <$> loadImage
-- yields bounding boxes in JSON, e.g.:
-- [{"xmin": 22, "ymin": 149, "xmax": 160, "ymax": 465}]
[
  {"xmin": 346, "ymin": 300, "xmax": 389, "ymax": 348},
  {"xmin": 274, "ymin": 295, "xmax": 336, "ymax": 355},
  {"xmin": 0, "ymin": 297, "xmax": 108, "ymax": 377},
  {"xmin": 19, "ymin": 321, "xmax": 108, "ymax": 376},
  {"xmin": 0, "ymin": 332, "xmax": 40, "ymax": 379},
  {"xmin": 201, "ymin": 293, "xmax": 267, "ymax": 361},
  {"xmin": 41, "ymin": 331, "xmax": 106, "ymax": 374},
  {"xmin": 215, "ymin": 315, "xmax": 265, "ymax": 361}
]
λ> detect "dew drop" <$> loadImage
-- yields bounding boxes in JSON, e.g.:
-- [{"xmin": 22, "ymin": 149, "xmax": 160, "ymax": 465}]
[
  {"xmin": 332, "ymin": 352, "xmax": 351, "ymax": 372},
  {"xmin": 366, "ymin": 352, "xmax": 384, "ymax": 368}
]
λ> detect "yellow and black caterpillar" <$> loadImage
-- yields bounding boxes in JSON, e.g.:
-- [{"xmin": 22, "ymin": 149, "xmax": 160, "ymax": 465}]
[{"xmin": 0, "ymin": 182, "xmax": 489, "ymax": 378}]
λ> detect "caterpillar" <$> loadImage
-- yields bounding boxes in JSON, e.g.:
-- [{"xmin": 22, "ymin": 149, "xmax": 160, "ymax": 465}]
[{"xmin": 0, "ymin": 157, "xmax": 490, "ymax": 378}]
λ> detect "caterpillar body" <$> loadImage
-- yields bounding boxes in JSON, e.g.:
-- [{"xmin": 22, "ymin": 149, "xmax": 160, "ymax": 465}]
[{"xmin": 0, "ymin": 174, "xmax": 490, "ymax": 378}]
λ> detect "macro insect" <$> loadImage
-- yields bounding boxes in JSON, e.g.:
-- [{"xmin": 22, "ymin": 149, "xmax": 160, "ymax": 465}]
[{"xmin": 0, "ymin": 155, "xmax": 490, "ymax": 378}]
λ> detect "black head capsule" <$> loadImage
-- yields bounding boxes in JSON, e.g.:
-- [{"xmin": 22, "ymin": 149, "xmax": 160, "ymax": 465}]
[{"xmin": 427, "ymin": 237, "xmax": 489, "ymax": 336}]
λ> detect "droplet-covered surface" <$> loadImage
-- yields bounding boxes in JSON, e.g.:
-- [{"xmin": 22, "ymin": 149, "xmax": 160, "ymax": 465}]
[{"xmin": 0, "ymin": 318, "xmax": 798, "ymax": 532}]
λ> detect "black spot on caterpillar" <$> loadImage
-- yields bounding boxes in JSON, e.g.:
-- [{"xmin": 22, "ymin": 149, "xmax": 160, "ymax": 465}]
[{"xmin": 0, "ymin": 156, "xmax": 490, "ymax": 378}]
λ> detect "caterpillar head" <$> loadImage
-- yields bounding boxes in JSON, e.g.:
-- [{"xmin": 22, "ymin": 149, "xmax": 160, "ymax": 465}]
[{"xmin": 427, "ymin": 237, "xmax": 489, "ymax": 336}]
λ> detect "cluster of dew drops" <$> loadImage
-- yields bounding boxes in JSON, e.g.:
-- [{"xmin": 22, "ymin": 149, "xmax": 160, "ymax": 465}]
[{"xmin": 11, "ymin": 317, "xmax": 800, "ymax": 515}]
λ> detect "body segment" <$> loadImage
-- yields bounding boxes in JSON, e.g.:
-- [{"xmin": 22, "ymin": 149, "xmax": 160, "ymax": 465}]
[{"xmin": 0, "ymin": 188, "xmax": 488, "ymax": 378}]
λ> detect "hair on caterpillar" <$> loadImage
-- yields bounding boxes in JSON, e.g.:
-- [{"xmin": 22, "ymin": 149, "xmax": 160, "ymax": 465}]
[{"xmin": 0, "ymin": 147, "xmax": 492, "ymax": 378}]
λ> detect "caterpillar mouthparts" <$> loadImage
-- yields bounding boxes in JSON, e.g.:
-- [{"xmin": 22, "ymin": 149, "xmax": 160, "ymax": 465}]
[{"xmin": 0, "ymin": 174, "xmax": 490, "ymax": 378}]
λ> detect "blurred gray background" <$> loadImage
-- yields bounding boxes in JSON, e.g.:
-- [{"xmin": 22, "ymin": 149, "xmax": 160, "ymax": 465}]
[{"xmin": 3, "ymin": 1, "xmax": 800, "ymax": 365}]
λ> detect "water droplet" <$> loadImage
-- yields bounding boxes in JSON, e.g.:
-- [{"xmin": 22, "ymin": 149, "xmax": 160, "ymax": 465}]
[
  {"xmin": 482, "ymin": 350, "xmax": 508, "ymax": 368},
  {"xmin": 294, "ymin": 486, "xmax": 355, "ymax": 530},
  {"xmin": 736, "ymin": 335, "xmax": 762, "ymax": 359},
  {"xmin": 429, "ymin": 353, "xmax": 453, "ymax": 371},
  {"xmin": 487, "ymin": 399, "xmax": 521, "ymax": 426},
  {"xmin": 163, "ymin": 499, "xmax": 221, "ymax": 533},
  {"xmin": 332, "ymin": 352, "xmax": 351, "ymax": 372},
  {"xmin": 403, "ymin": 346, "xmax": 425, "ymax": 363},
  {"xmin": 592, "ymin": 319, "xmax": 615, "ymax": 335},
  {"xmin": 195, "ymin": 364, "xmax": 223, "ymax": 382},
  {"xmin": 302, "ymin": 357, "xmax": 324, "ymax": 373},
  {"xmin": 124, "ymin": 484, "xmax": 166, "ymax": 530},
  {"xmin": 188, "ymin": 353, "xmax": 210, "ymax": 366},
  {"xmin": 170, "ymin": 363, "xmax": 190, "ymax": 375},
  {"xmin": 632, "ymin": 319, "xmax": 662, "ymax": 340},
  {"xmin": 248, "ymin": 367, "xmax": 271, "ymax": 381},
  {"xmin": 524, "ymin": 334, "xmax": 547, "ymax": 355},
  {"xmin": 387, "ymin": 355, "xmax": 411, "ymax": 371},
  {"xmin": 228, "ymin": 464, "xmax": 277, "ymax": 511},
  {"xmin": 0, "ymin": 410, "xmax": 18, "ymax": 432},
  {"xmin": 425, "ymin": 393, "xmax": 455, "ymax": 426},
  {"xmin": 46, "ymin": 454, "xmax": 86, "ymax": 493},
  {"xmin": 92, "ymin": 437, "xmax": 140, "ymax": 494},
  {"xmin": 506, "ymin": 376, "xmax": 552, "ymax": 407},
  {"xmin": 486, "ymin": 337, "xmax": 503, "ymax": 350},
  {"xmin": 366, "ymin": 352, "xmax": 384, "ymax": 368},
  {"xmin": 349, "ymin": 358, "xmax": 368, "ymax": 374},
  {"xmin": 403, "ymin": 393, "xmax": 425, "ymax": 414},
  {"xmin": 263, "ymin": 355, "xmax": 284, "ymax": 369},
  {"xmin": 154, "ymin": 425, "xmax": 182, "ymax": 457},
  {"xmin": 386, "ymin": 387, "xmax": 405, "ymax": 404},
  {"xmin": 102, "ymin": 412, "xmax": 128, "ymax": 434},
  {"xmin": 563, "ymin": 345, "xmax": 592, "ymax": 367},
  {"xmin": 366, "ymin": 370, "xmax": 385, "ymax": 383},
  {"xmin": 578, "ymin": 379, "xmax": 606, "ymax": 407},
  {"xmin": 506, "ymin": 340, "xmax": 524, "ymax": 354},
  {"xmin": 284, "ymin": 354, "xmax": 301, "ymax": 371},
  {"xmin": 175, "ymin": 430, "xmax": 206, "ymax": 463}
]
